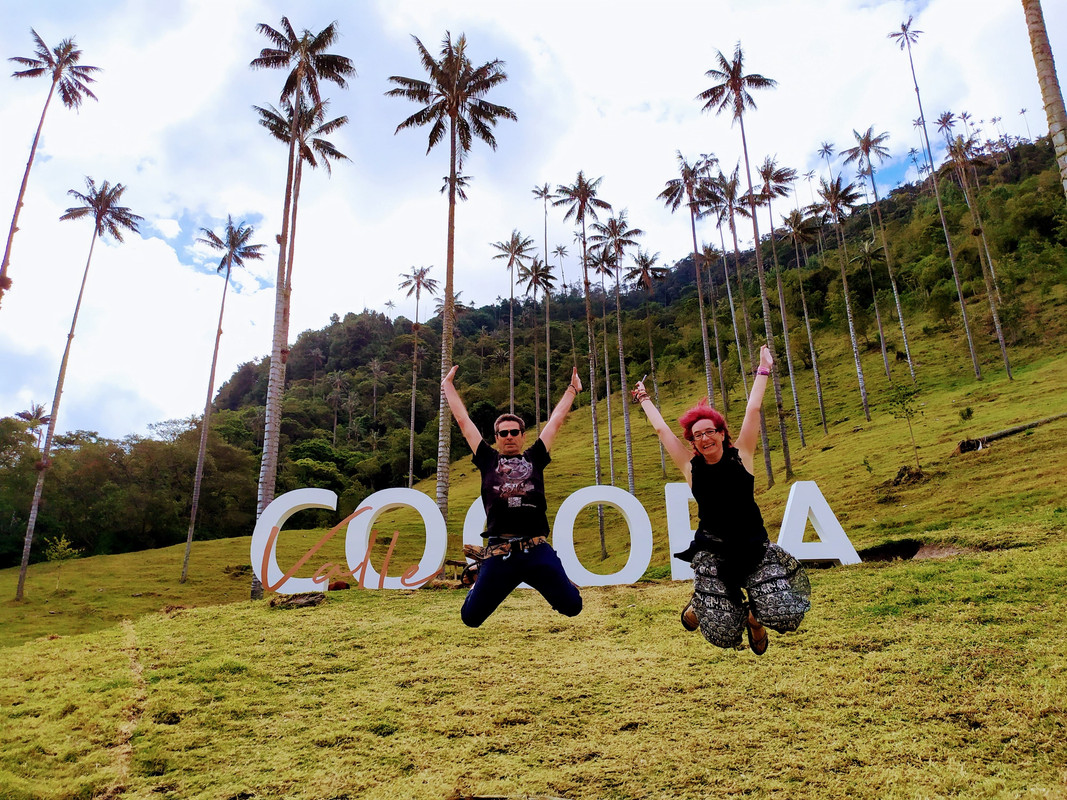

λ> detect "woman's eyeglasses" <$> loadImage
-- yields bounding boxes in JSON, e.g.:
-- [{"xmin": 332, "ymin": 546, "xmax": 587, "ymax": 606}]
[
  {"xmin": 692, "ymin": 429, "xmax": 721, "ymax": 441},
  {"xmin": 496, "ymin": 428, "xmax": 523, "ymax": 438}
]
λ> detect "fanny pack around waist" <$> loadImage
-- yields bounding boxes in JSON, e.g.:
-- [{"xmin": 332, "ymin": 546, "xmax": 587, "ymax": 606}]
[{"xmin": 463, "ymin": 536, "xmax": 549, "ymax": 562}]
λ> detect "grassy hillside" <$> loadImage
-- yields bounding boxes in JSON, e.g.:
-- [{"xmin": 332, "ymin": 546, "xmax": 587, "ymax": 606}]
[{"xmin": 2, "ymin": 278, "xmax": 1066, "ymax": 798}]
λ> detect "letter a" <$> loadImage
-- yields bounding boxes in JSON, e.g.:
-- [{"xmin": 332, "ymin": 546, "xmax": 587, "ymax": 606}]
[{"xmin": 777, "ymin": 481, "xmax": 860, "ymax": 565}]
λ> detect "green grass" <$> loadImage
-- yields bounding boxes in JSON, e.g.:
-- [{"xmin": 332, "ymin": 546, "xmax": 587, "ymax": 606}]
[
  {"xmin": 2, "ymin": 541, "xmax": 1066, "ymax": 799},
  {"xmin": 2, "ymin": 294, "xmax": 1067, "ymax": 797}
]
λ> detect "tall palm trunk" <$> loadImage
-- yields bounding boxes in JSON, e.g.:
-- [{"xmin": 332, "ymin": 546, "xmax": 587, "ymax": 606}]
[
  {"xmin": 181, "ymin": 256, "xmax": 233, "ymax": 583},
  {"xmin": 531, "ymin": 301, "xmax": 541, "ymax": 429},
  {"xmin": 1, "ymin": 78, "xmax": 57, "ymax": 304},
  {"xmin": 902, "ymin": 39, "xmax": 982, "ymax": 378},
  {"xmin": 704, "ymin": 258, "xmax": 730, "ymax": 411},
  {"xmin": 612, "ymin": 269, "xmax": 635, "ymax": 494},
  {"xmin": 1022, "ymin": 0, "xmax": 1067, "ymax": 204},
  {"xmin": 256, "ymin": 80, "xmax": 303, "ymax": 528},
  {"xmin": 408, "ymin": 300, "xmax": 420, "ymax": 488},
  {"xmin": 717, "ymin": 225, "xmax": 749, "ymax": 400},
  {"xmin": 508, "ymin": 267, "xmax": 515, "ymax": 414},
  {"xmin": 792, "ymin": 236, "xmax": 828, "ymax": 434},
  {"xmin": 868, "ymin": 170, "xmax": 916, "ymax": 382},
  {"xmin": 578, "ymin": 229, "xmax": 606, "ymax": 559},
  {"xmin": 643, "ymin": 292, "xmax": 668, "ymax": 478},
  {"xmin": 16, "ymin": 228, "xmax": 97, "ymax": 601},
  {"xmin": 726, "ymin": 209, "xmax": 773, "ymax": 485},
  {"xmin": 834, "ymin": 225, "xmax": 871, "ymax": 421},
  {"xmin": 435, "ymin": 122, "xmax": 459, "ymax": 521},
  {"xmin": 858, "ymin": 186, "xmax": 892, "ymax": 379},
  {"xmin": 544, "ymin": 288, "xmax": 551, "ymax": 432},
  {"xmin": 738, "ymin": 123, "xmax": 791, "ymax": 481},
  {"xmin": 687, "ymin": 204, "xmax": 716, "ymax": 403},
  {"xmin": 599, "ymin": 273, "xmax": 616, "ymax": 486},
  {"xmin": 764, "ymin": 197, "xmax": 805, "ymax": 447},
  {"xmin": 953, "ymin": 161, "xmax": 1013, "ymax": 378}
]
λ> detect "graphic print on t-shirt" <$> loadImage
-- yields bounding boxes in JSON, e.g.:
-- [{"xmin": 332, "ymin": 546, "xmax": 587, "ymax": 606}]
[{"xmin": 496, "ymin": 456, "xmax": 535, "ymax": 507}]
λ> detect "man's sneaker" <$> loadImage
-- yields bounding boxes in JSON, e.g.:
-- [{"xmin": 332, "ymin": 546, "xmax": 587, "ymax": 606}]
[{"xmin": 681, "ymin": 602, "xmax": 699, "ymax": 631}]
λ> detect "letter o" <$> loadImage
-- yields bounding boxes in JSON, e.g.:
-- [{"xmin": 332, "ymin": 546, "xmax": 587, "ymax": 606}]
[
  {"xmin": 250, "ymin": 488, "xmax": 337, "ymax": 594},
  {"xmin": 344, "ymin": 488, "xmax": 447, "ymax": 589},
  {"xmin": 552, "ymin": 485, "xmax": 653, "ymax": 587}
]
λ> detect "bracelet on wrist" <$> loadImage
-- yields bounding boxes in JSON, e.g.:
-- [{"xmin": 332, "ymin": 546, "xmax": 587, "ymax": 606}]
[{"xmin": 756, "ymin": 367, "xmax": 771, "ymax": 376}]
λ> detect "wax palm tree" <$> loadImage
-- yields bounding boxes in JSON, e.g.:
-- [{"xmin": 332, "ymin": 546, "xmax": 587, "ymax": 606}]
[
  {"xmin": 626, "ymin": 249, "xmax": 669, "ymax": 477},
  {"xmin": 181, "ymin": 217, "xmax": 264, "ymax": 584},
  {"xmin": 368, "ymin": 357, "xmax": 385, "ymax": 422},
  {"xmin": 588, "ymin": 245, "xmax": 618, "ymax": 486},
  {"xmin": 15, "ymin": 403, "xmax": 51, "ymax": 450},
  {"xmin": 554, "ymin": 172, "xmax": 611, "ymax": 559},
  {"xmin": 399, "ymin": 266, "xmax": 439, "ymax": 487},
  {"xmin": 701, "ymin": 164, "xmax": 775, "ymax": 483},
  {"xmin": 700, "ymin": 177, "xmax": 749, "ymax": 403},
  {"xmin": 491, "ymin": 230, "xmax": 535, "ymax": 414},
  {"xmin": 1022, "ymin": 0, "xmax": 1067, "ymax": 201},
  {"xmin": 945, "ymin": 133, "xmax": 1013, "ymax": 378},
  {"xmin": 519, "ymin": 256, "xmax": 556, "ymax": 431},
  {"xmin": 658, "ymin": 152, "xmax": 718, "ymax": 403},
  {"xmin": 553, "ymin": 244, "xmax": 579, "ymax": 368},
  {"xmin": 698, "ymin": 244, "xmax": 730, "ymax": 410},
  {"xmin": 843, "ymin": 126, "xmax": 916, "ymax": 381},
  {"xmin": 532, "ymin": 183, "xmax": 555, "ymax": 411},
  {"xmin": 250, "ymin": 19, "xmax": 355, "ymax": 569},
  {"xmin": 819, "ymin": 176, "xmax": 871, "ymax": 421},
  {"xmin": 590, "ymin": 211, "xmax": 644, "ymax": 494},
  {"xmin": 818, "ymin": 142, "xmax": 836, "ymax": 182},
  {"xmin": 388, "ymin": 32, "xmax": 516, "ymax": 518},
  {"xmin": 782, "ymin": 208, "xmax": 828, "ymax": 434},
  {"xmin": 699, "ymin": 41, "xmax": 792, "ymax": 483},
  {"xmin": 756, "ymin": 157, "xmax": 806, "ymax": 447},
  {"xmin": 15, "ymin": 178, "xmax": 141, "ymax": 601},
  {"xmin": 3, "ymin": 32, "xmax": 100, "ymax": 307},
  {"xmin": 890, "ymin": 17, "xmax": 981, "ymax": 378}
]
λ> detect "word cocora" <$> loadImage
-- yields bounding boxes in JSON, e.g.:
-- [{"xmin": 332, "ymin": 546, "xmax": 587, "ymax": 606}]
[{"xmin": 251, "ymin": 482, "xmax": 859, "ymax": 594}]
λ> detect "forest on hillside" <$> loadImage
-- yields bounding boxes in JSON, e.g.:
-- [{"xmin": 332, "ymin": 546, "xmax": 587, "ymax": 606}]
[{"xmin": 1, "ymin": 137, "xmax": 1064, "ymax": 567}]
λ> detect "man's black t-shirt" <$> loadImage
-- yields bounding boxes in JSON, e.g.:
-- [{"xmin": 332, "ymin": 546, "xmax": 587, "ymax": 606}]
[{"xmin": 472, "ymin": 439, "xmax": 551, "ymax": 539}]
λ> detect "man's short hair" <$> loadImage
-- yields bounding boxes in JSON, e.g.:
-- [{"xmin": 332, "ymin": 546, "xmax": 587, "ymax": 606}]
[{"xmin": 493, "ymin": 413, "xmax": 525, "ymax": 434}]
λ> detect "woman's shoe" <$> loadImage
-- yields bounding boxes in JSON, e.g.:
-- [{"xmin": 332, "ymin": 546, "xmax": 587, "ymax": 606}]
[
  {"xmin": 680, "ymin": 602, "xmax": 699, "ymax": 632},
  {"xmin": 746, "ymin": 619, "xmax": 769, "ymax": 655}
]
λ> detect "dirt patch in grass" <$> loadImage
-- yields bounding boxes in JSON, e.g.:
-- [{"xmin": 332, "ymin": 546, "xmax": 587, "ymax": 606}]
[{"xmin": 913, "ymin": 543, "xmax": 976, "ymax": 560}]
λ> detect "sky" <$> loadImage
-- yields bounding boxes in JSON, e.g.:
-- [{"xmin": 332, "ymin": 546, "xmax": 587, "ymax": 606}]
[{"xmin": 1, "ymin": 0, "xmax": 1063, "ymax": 441}]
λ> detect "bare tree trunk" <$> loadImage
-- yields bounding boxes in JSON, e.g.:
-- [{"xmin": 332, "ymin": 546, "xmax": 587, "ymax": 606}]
[
  {"xmin": 1022, "ymin": 0, "xmax": 1067, "ymax": 205},
  {"xmin": 181, "ymin": 257, "xmax": 232, "ymax": 583},
  {"xmin": 1, "ymin": 78, "xmax": 57, "ymax": 306},
  {"xmin": 435, "ymin": 122, "xmax": 459, "ymax": 522},
  {"xmin": 613, "ymin": 268, "xmax": 635, "ymax": 494},
  {"xmin": 16, "ymin": 229, "xmax": 97, "ymax": 601},
  {"xmin": 408, "ymin": 304, "xmax": 420, "ymax": 488},
  {"xmin": 717, "ymin": 225, "xmax": 749, "ymax": 401},
  {"xmin": 903, "ymin": 39, "xmax": 982, "ymax": 379},
  {"xmin": 835, "ymin": 226, "xmax": 871, "ymax": 421},
  {"xmin": 579, "ymin": 228, "xmax": 606, "ymax": 559},
  {"xmin": 794, "ymin": 239, "xmax": 828, "ymax": 434},
  {"xmin": 869, "ymin": 170, "xmax": 917, "ymax": 382},
  {"xmin": 738, "ymin": 119, "xmax": 792, "ymax": 481},
  {"xmin": 599, "ymin": 275, "xmax": 616, "ymax": 486},
  {"xmin": 688, "ymin": 206, "xmax": 716, "ymax": 403}
]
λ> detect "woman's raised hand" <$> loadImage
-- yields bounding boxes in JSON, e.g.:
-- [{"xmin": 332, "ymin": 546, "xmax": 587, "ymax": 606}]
[
  {"xmin": 759, "ymin": 344, "xmax": 774, "ymax": 371},
  {"xmin": 570, "ymin": 367, "xmax": 583, "ymax": 394},
  {"xmin": 442, "ymin": 364, "xmax": 459, "ymax": 386}
]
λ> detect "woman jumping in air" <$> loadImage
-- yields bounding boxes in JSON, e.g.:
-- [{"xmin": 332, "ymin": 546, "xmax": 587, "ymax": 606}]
[{"xmin": 632, "ymin": 344, "xmax": 810, "ymax": 654}]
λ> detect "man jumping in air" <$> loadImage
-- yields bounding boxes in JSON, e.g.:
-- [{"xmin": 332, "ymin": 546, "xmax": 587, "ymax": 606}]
[{"xmin": 442, "ymin": 364, "xmax": 584, "ymax": 627}]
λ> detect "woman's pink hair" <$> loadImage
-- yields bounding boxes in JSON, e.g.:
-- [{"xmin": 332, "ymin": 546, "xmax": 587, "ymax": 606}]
[{"xmin": 678, "ymin": 400, "xmax": 731, "ymax": 449}]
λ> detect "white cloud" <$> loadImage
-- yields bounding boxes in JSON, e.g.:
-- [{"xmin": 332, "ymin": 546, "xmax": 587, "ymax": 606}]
[{"xmin": 1, "ymin": 0, "xmax": 1063, "ymax": 438}]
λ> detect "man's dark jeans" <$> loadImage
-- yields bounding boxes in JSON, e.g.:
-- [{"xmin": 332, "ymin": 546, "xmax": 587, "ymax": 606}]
[{"xmin": 460, "ymin": 542, "xmax": 583, "ymax": 627}]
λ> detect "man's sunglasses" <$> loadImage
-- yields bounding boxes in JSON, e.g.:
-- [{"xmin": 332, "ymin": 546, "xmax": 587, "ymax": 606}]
[{"xmin": 495, "ymin": 428, "xmax": 523, "ymax": 438}]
